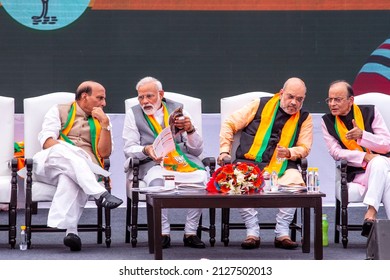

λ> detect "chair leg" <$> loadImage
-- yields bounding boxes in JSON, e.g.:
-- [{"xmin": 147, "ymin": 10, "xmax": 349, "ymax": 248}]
[
  {"xmin": 341, "ymin": 201, "xmax": 349, "ymax": 248},
  {"xmin": 97, "ymin": 205, "xmax": 103, "ymax": 244},
  {"xmin": 130, "ymin": 194, "xmax": 139, "ymax": 247},
  {"xmin": 8, "ymin": 206, "xmax": 17, "ymax": 249},
  {"xmin": 104, "ymin": 207, "xmax": 111, "ymax": 248},
  {"xmin": 25, "ymin": 203, "xmax": 32, "ymax": 249},
  {"xmin": 125, "ymin": 197, "xmax": 131, "ymax": 243},
  {"xmin": 334, "ymin": 199, "xmax": 341, "ymax": 244}
]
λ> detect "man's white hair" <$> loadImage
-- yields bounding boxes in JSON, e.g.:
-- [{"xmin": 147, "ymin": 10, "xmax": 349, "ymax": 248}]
[{"xmin": 136, "ymin": 76, "xmax": 163, "ymax": 91}]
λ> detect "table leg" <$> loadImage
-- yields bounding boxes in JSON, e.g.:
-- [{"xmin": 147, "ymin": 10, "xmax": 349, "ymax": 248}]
[
  {"xmin": 209, "ymin": 208, "xmax": 216, "ymax": 247},
  {"xmin": 302, "ymin": 207, "xmax": 311, "ymax": 253},
  {"xmin": 154, "ymin": 204, "xmax": 163, "ymax": 260},
  {"xmin": 314, "ymin": 199, "xmax": 323, "ymax": 260},
  {"xmin": 147, "ymin": 202, "xmax": 154, "ymax": 254}
]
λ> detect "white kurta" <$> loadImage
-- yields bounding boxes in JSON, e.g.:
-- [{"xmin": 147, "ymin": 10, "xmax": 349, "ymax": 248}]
[
  {"xmin": 34, "ymin": 105, "xmax": 112, "ymax": 230},
  {"xmin": 123, "ymin": 104, "xmax": 206, "ymax": 235}
]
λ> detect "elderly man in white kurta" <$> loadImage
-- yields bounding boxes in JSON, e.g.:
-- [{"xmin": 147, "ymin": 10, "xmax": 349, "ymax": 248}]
[
  {"xmin": 123, "ymin": 76, "xmax": 207, "ymax": 249},
  {"xmin": 33, "ymin": 81, "xmax": 123, "ymax": 251},
  {"xmin": 322, "ymin": 80, "xmax": 390, "ymax": 238}
]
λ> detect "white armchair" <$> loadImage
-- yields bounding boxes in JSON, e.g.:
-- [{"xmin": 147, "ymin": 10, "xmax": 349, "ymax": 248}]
[
  {"xmin": 335, "ymin": 92, "xmax": 390, "ymax": 248},
  {"xmin": 23, "ymin": 92, "xmax": 112, "ymax": 248},
  {"xmin": 124, "ymin": 91, "xmax": 216, "ymax": 247},
  {"xmin": 0, "ymin": 96, "xmax": 17, "ymax": 248},
  {"xmin": 219, "ymin": 91, "xmax": 306, "ymax": 245}
]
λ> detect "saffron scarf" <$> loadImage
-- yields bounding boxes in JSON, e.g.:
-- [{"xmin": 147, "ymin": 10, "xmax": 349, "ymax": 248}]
[
  {"xmin": 144, "ymin": 102, "xmax": 204, "ymax": 172},
  {"xmin": 335, "ymin": 103, "xmax": 371, "ymax": 154},
  {"xmin": 59, "ymin": 102, "xmax": 104, "ymax": 167},
  {"xmin": 244, "ymin": 93, "xmax": 299, "ymax": 176}
]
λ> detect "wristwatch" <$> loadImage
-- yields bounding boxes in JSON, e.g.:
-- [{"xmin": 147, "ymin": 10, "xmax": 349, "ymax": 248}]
[{"xmin": 102, "ymin": 125, "xmax": 112, "ymax": 131}]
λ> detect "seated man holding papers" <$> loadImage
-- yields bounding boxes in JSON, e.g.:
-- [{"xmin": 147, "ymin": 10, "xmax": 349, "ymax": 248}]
[{"xmin": 123, "ymin": 76, "xmax": 207, "ymax": 249}]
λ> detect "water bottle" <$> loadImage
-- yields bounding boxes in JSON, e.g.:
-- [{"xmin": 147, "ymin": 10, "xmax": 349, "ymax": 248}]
[
  {"xmin": 307, "ymin": 167, "xmax": 314, "ymax": 193},
  {"xmin": 19, "ymin": 225, "xmax": 27, "ymax": 250},
  {"xmin": 271, "ymin": 170, "xmax": 278, "ymax": 192},
  {"xmin": 322, "ymin": 214, "xmax": 329, "ymax": 247},
  {"xmin": 313, "ymin": 167, "xmax": 320, "ymax": 193},
  {"xmin": 263, "ymin": 171, "xmax": 271, "ymax": 192}
]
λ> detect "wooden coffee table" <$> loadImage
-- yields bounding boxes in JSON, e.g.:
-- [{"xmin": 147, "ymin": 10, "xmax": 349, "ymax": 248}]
[{"xmin": 146, "ymin": 190, "xmax": 325, "ymax": 260}]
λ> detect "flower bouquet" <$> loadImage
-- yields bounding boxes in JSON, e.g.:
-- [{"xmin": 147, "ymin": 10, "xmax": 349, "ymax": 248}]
[{"xmin": 206, "ymin": 162, "xmax": 264, "ymax": 194}]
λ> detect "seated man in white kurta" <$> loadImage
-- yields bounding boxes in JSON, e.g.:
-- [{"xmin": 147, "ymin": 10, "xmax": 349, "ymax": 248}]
[
  {"xmin": 123, "ymin": 76, "xmax": 207, "ymax": 249},
  {"xmin": 34, "ymin": 81, "xmax": 123, "ymax": 251}
]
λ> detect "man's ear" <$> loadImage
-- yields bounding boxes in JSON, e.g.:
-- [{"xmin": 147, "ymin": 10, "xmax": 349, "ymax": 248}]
[{"xmin": 159, "ymin": 90, "xmax": 164, "ymax": 99}]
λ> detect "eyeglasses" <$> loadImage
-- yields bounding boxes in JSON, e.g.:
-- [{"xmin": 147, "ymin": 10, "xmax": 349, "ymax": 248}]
[
  {"xmin": 325, "ymin": 97, "xmax": 348, "ymax": 104},
  {"xmin": 137, "ymin": 93, "xmax": 156, "ymax": 101}
]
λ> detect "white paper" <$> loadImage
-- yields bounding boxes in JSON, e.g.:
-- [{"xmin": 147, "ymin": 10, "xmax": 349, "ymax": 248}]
[{"xmin": 152, "ymin": 127, "xmax": 176, "ymax": 158}]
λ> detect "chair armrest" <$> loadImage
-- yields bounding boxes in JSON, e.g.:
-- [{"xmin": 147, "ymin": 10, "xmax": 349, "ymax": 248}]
[
  {"xmin": 297, "ymin": 158, "xmax": 308, "ymax": 184},
  {"xmin": 10, "ymin": 158, "xmax": 18, "ymax": 208},
  {"xmin": 103, "ymin": 158, "xmax": 111, "ymax": 191},
  {"xmin": 103, "ymin": 158, "xmax": 110, "ymax": 170},
  {"xmin": 25, "ymin": 158, "xmax": 34, "ymax": 206},
  {"xmin": 336, "ymin": 159, "xmax": 348, "ymax": 205},
  {"xmin": 202, "ymin": 157, "xmax": 216, "ymax": 176},
  {"xmin": 127, "ymin": 157, "xmax": 140, "ymax": 189}
]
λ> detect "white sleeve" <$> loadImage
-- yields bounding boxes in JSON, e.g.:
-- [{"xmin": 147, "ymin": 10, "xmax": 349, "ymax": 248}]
[
  {"xmin": 38, "ymin": 105, "xmax": 61, "ymax": 149},
  {"xmin": 122, "ymin": 108, "xmax": 148, "ymax": 160}
]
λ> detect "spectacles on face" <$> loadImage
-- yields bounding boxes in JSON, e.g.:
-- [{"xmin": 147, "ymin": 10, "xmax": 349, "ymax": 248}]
[
  {"xmin": 284, "ymin": 93, "xmax": 304, "ymax": 103},
  {"xmin": 325, "ymin": 97, "xmax": 348, "ymax": 104},
  {"xmin": 137, "ymin": 93, "xmax": 156, "ymax": 101}
]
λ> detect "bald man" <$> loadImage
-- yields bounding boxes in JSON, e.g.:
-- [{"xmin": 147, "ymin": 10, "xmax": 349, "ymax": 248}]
[
  {"xmin": 33, "ymin": 81, "xmax": 122, "ymax": 251},
  {"xmin": 218, "ymin": 77, "xmax": 313, "ymax": 250}
]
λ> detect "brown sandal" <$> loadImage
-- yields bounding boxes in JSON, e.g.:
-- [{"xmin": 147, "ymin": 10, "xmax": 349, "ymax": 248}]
[{"xmin": 241, "ymin": 236, "xmax": 260, "ymax": 249}]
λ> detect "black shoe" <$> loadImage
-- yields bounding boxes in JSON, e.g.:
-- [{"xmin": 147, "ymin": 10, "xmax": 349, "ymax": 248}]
[
  {"xmin": 183, "ymin": 235, "xmax": 206, "ymax": 249},
  {"xmin": 95, "ymin": 192, "xmax": 123, "ymax": 209},
  {"xmin": 63, "ymin": 233, "xmax": 82, "ymax": 251},
  {"xmin": 162, "ymin": 235, "xmax": 171, "ymax": 249},
  {"xmin": 361, "ymin": 219, "xmax": 375, "ymax": 237}
]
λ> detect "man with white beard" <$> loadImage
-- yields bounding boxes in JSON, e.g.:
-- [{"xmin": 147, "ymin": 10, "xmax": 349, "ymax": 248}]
[{"xmin": 123, "ymin": 76, "xmax": 207, "ymax": 249}]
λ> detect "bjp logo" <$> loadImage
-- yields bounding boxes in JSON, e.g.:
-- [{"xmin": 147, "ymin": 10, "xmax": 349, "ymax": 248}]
[{"xmin": 1, "ymin": 0, "xmax": 90, "ymax": 30}]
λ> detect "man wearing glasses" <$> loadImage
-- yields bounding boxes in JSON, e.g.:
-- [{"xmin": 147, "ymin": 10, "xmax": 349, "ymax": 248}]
[
  {"xmin": 218, "ymin": 77, "xmax": 313, "ymax": 250},
  {"xmin": 123, "ymin": 76, "xmax": 207, "ymax": 249},
  {"xmin": 322, "ymin": 80, "xmax": 390, "ymax": 237}
]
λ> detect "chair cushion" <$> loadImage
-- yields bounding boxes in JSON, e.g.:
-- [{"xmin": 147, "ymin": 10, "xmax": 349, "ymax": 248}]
[
  {"xmin": 335, "ymin": 181, "xmax": 365, "ymax": 203},
  {"xmin": 30, "ymin": 180, "xmax": 105, "ymax": 202},
  {"xmin": 220, "ymin": 92, "xmax": 273, "ymax": 161},
  {"xmin": 0, "ymin": 176, "xmax": 11, "ymax": 203},
  {"xmin": 31, "ymin": 181, "xmax": 56, "ymax": 202},
  {"xmin": 0, "ymin": 96, "xmax": 14, "ymax": 176}
]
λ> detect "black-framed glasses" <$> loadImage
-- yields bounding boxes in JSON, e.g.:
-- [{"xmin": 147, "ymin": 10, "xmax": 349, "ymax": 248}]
[
  {"xmin": 325, "ymin": 97, "xmax": 347, "ymax": 104},
  {"xmin": 137, "ymin": 93, "xmax": 156, "ymax": 101}
]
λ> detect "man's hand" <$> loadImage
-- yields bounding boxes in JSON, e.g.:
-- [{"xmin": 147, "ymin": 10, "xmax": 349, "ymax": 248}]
[
  {"xmin": 276, "ymin": 145, "xmax": 291, "ymax": 159},
  {"xmin": 91, "ymin": 107, "xmax": 109, "ymax": 127},
  {"xmin": 364, "ymin": 153, "xmax": 378, "ymax": 163},
  {"xmin": 43, "ymin": 137, "xmax": 60, "ymax": 149},
  {"xmin": 174, "ymin": 116, "xmax": 194, "ymax": 133},
  {"xmin": 143, "ymin": 144, "xmax": 163, "ymax": 163},
  {"xmin": 346, "ymin": 119, "xmax": 363, "ymax": 141},
  {"xmin": 217, "ymin": 152, "xmax": 231, "ymax": 166}
]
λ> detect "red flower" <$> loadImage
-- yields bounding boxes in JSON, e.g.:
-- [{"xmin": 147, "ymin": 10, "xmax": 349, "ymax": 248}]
[{"xmin": 206, "ymin": 162, "xmax": 264, "ymax": 194}]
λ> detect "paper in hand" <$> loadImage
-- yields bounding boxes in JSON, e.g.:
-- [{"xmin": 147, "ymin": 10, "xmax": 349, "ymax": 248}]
[{"xmin": 152, "ymin": 127, "xmax": 176, "ymax": 158}]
